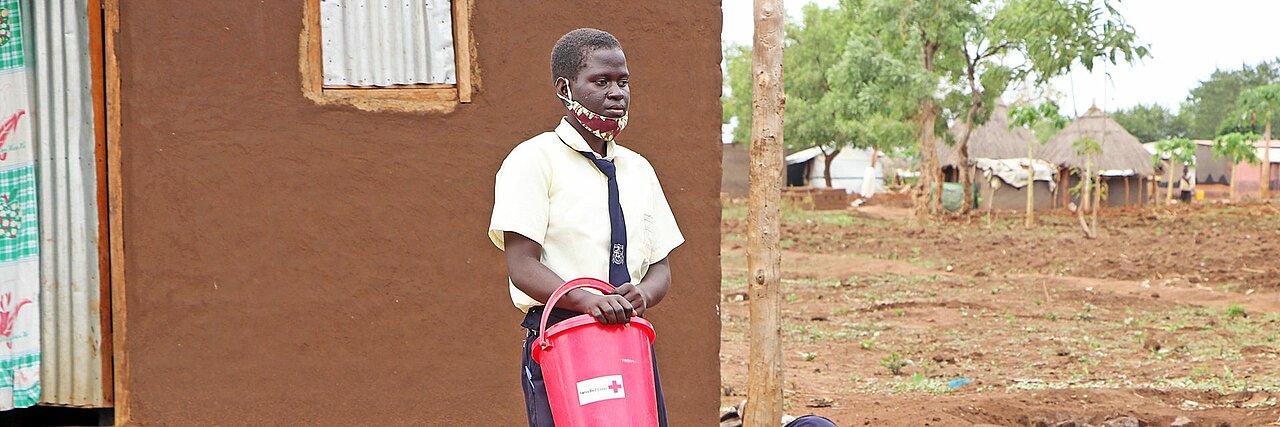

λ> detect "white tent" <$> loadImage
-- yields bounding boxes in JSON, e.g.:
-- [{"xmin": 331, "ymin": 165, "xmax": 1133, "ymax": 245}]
[{"xmin": 785, "ymin": 147, "xmax": 886, "ymax": 196}]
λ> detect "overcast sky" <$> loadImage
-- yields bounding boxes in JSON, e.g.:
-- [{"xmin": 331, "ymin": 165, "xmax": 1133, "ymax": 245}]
[{"xmin": 721, "ymin": 0, "xmax": 1280, "ymax": 116}]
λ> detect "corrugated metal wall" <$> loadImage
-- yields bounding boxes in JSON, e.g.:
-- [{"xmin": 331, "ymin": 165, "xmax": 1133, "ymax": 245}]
[
  {"xmin": 27, "ymin": 0, "xmax": 107, "ymax": 407},
  {"xmin": 320, "ymin": 0, "xmax": 456, "ymax": 86}
]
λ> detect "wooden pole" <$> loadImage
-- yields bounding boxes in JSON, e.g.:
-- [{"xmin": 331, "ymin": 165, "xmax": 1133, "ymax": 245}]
[
  {"xmin": 1025, "ymin": 152, "xmax": 1035, "ymax": 227},
  {"xmin": 105, "ymin": 0, "xmax": 130, "ymax": 421},
  {"xmin": 1060, "ymin": 171, "xmax": 1068, "ymax": 210},
  {"xmin": 745, "ymin": 0, "xmax": 785, "ymax": 425},
  {"xmin": 1141, "ymin": 175, "xmax": 1152, "ymax": 204},
  {"xmin": 87, "ymin": 0, "xmax": 115, "ymax": 403},
  {"xmin": 1263, "ymin": 124, "xmax": 1272, "ymax": 200},
  {"xmin": 1125, "ymin": 175, "xmax": 1131, "ymax": 207},
  {"xmin": 1091, "ymin": 173, "xmax": 1101, "ymax": 237},
  {"xmin": 1230, "ymin": 163, "xmax": 1237, "ymax": 201}
]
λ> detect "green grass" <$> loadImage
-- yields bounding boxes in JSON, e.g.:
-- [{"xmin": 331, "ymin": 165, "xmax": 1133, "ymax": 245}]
[
  {"xmin": 722, "ymin": 203, "xmax": 747, "ymax": 221},
  {"xmin": 849, "ymin": 373, "xmax": 965, "ymax": 394},
  {"xmin": 1225, "ymin": 304, "xmax": 1248, "ymax": 318}
]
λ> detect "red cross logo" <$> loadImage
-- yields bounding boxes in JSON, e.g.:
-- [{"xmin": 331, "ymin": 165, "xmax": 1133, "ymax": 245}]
[{"xmin": 608, "ymin": 380, "xmax": 623, "ymax": 393}]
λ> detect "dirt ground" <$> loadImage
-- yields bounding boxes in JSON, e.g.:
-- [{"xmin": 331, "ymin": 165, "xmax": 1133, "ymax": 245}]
[{"xmin": 719, "ymin": 198, "xmax": 1280, "ymax": 426}]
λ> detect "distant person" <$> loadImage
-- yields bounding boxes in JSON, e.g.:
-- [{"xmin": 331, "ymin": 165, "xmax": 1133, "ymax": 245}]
[
  {"xmin": 1179, "ymin": 174, "xmax": 1192, "ymax": 203},
  {"xmin": 488, "ymin": 28, "xmax": 685, "ymax": 426}
]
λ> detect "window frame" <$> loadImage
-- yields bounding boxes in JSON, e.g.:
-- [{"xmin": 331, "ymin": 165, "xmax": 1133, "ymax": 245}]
[{"xmin": 301, "ymin": 0, "xmax": 474, "ymax": 111}]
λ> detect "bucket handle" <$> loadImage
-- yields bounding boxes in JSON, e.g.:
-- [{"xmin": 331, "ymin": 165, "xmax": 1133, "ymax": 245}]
[{"xmin": 538, "ymin": 277, "xmax": 616, "ymax": 350}]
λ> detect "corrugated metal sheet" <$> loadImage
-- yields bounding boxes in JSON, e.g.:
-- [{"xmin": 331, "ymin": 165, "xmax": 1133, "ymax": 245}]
[
  {"xmin": 320, "ymin": 0, "xmax": 456, "ymax": 86},
  {"xmin": 28, "ymin": 0, "xmax": 107, "ymax": 407}
]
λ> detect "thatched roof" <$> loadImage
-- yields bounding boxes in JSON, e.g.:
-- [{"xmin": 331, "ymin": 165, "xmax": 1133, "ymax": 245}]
[
  {"xmin": 938, "ymin": 103, "xmax": 1040, "ymax": 167},
  {"xmin": 1039, "ymin": 107, "xmax": 1156, "ymax": 176}
]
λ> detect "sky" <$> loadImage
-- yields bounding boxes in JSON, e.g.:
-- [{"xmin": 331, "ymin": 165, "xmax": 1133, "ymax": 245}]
[{"xmin": 721, "ymin": 0, "xmax": 1280, "ymax": 116}]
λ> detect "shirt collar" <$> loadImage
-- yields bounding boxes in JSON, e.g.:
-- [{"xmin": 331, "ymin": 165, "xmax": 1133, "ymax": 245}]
[{"xmin": 555, "ymin": 117, "xmax": 618, "ymax": 161}]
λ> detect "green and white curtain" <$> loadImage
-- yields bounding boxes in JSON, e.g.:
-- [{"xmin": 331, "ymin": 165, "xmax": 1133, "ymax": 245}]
[{"xmin": 0, "ymin": 0, "xmax": 42, "ymax": 410}]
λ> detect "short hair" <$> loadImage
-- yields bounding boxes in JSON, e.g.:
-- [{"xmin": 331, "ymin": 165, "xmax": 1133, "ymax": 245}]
[{"xmin": 551, "ymin": 28, "xmax": 622, "ymax": 83}]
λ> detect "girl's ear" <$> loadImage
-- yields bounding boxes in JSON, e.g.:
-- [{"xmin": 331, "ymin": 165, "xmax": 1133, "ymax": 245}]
[{"xmin": 555, "ymin": 77, "xmax": 571, "ymax": 101}]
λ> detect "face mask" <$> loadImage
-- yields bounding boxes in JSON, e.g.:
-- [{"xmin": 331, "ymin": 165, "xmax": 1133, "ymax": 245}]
[{"xmin": 557, "ymin": 77, "xmax": 628, "ymax": 142}]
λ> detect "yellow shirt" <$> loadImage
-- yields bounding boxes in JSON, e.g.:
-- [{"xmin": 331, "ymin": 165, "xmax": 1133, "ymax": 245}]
[{"xmin": 489, "ymin": 118, "xmax": 685, "ymax": 312}]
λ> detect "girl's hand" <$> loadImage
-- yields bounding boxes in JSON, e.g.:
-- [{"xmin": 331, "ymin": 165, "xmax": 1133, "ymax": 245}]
[
  {"xmin": 613, "ymin": 283, "xmax": 648, "ymax": 318},
  {"xmin": 581, "ymin": 293, "xmax": 634, "ymax": 324}
]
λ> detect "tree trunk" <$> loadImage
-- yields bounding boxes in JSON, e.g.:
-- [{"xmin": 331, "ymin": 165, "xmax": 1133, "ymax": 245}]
[
  {"xmin": 1080, "ymin": 173, "xmax": 1091, "ymax": 212},
  {"xmin": 958, "ymin": 162, "xmax": 973, "ymax": 214},
  {"xmin": 1091, "ymin": 173, "xmax": 1101, "ymax": 237},
  {"xmin": 870, "ymin": 147, "xmax": 880, "ymax": 168},
  {"xmin": 1060, "ymin": 172, "xmax": 1068, "ymax": 209},
  {"xmin": 1230, "ymin": 165, "xmax": 1237, "ymax": 201},
  {"xmin": 1079, "ymin": 168, "xmax": 1096, "ymax": 239},
  {"xmin": 912, "ymin": 40, "xmax": 942, "ymax": 222},
  {"xmin": 914, "ymin": 101, "xmax": 942, "ymax": 221},
  {"xmin": 1025, "ymin": 143, "xmax": 1035, "ymax": 227},
  {"xmin": 958, "ymin": 69, "xmax": 981, "ymax": 214},
  {"xmin": 822, "ymin": 148, "xmax": 841, "ymax": 189},
  {"xmin": 1165, "ymin": 162, "xmax": 1175, "ymax": 204},
  {"xmin": 745, "ymin": 0, "xmax": 784, "ymax": 425},
  {"xmin": 987, "ymin": 183, "xmax": 998, "ymax": 226},
  {"xmin": 1264, "ymin": 122, "xmax": 1272, "ymax": 200}
]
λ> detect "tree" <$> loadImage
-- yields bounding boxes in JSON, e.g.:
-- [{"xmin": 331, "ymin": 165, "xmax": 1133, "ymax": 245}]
[
  {"xmin": 1009, "ymin": 102, "xmax": 1067, "ymax": 227},
  {"xmin": 1112, "ymin": 104, "xmax": 1189, "ymax": 143},
  {"xmin": 1235, "ymin": 84, "xmax": 1280, "ymax": 199},
  {"xmin": 1152, "ymin": 137, "xmax": 1196, "ymax": 204},
  {"xmin": 863, "ymin": 0, "xmax": 1147, "ymax": 217},
  {"xmin": 1181, "ymin": 59, "xmax": 1280, "ymax": 140},
  {"xmin": 954, "ymin": 0, "xmax": 1147, "ymax": 213},
  {"xmin": 744, "ymin": 0, "xmax": 784, "ymax": 424},
  {"xmin": 723, "ymin": 44, "xmax": 753, "ymax": 144},
  {"xmin": 1213, "ymin": 132, "xmax": 1262, "ymax": 201},
  {"xmin": 1073, "ymin": 136, "xmax": 1102, "ymax": 238},
  {"xmin": 787, "ymin": 5, "xmax": 883, "ymax": 187},
  {"xmin": 860, "ymin": 0, "xmax": 975, "ymax": 220},
  {"xmin": 722, "ymin": 4, "xmax": 923, "ymax": 190}
]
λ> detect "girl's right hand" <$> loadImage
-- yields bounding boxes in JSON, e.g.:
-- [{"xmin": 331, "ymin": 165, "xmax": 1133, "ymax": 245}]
[{"xmin": 581, "ymin": 293, "xmax": 634, "ymax": 325}]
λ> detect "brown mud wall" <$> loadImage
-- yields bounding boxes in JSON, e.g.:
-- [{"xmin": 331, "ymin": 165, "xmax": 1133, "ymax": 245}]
[
  {"xmin": 1063, "ymin": 175, "xmax": 1150, "ymax": 207},
  {"xmin": 979, "ymin": 180, "xmax": 1055, "ymax": 211},
  {"xmin": 116, "ymin": 1, "xmax": 722, "ymax": 424}
]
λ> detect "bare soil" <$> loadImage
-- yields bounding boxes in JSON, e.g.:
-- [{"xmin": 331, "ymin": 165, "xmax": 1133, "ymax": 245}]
[{"xmin": 719, "ymin": 200, "xmax": 1280, "ymax": 426}]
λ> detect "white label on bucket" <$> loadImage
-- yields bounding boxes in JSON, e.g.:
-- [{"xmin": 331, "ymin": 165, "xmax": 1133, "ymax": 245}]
[{"xmin": 576, "ymin": 375, "xmax": 626, "ymax": 406}]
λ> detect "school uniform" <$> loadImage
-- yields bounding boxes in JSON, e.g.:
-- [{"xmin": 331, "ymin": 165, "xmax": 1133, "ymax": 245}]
[{"xmin": 489, "ymin": 118, "xmax": 684, "ymax": 427}]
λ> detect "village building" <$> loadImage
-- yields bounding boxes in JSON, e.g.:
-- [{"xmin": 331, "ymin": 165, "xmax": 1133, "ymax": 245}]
[
  {"xmin": 1194, "ymin": 140, "xmax": 1280, "ymax": 199},
  {"xmin": 783, "ymin": 146, "xmax": 886, "ymax": 196},
  {"xmin": 0, "ymin": 1, "xmax": 723, "ymax": 424},
  {"xmin": 937, "ymin": 103, "xmax": 1058, "ymax": 211},
  {"xmin": 1039, "ymin": 107, "xmax": 1155, "ymax": 208}
]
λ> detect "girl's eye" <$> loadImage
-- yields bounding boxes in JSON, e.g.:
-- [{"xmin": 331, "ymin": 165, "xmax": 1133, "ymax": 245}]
[{"xmin": 618, "ymin": 80, "xmax": 628, "ymax": 88}]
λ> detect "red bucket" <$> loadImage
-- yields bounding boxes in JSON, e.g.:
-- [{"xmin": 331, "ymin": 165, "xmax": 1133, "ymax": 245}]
[{"xmin": 532, "ymin": 278, "xmax": 659, "ymax": 427}]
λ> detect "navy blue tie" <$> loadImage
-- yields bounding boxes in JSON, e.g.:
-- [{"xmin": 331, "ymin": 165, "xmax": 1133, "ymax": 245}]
[{"xmin": 578, "ymin": 151, "xmax": 631, "ymax": 287}]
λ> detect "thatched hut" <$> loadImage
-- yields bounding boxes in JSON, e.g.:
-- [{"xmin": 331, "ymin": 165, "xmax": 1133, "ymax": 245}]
[
  {"xmin": 938, "ymin": 103, "xmax": 1057, "ymax": 210},
  {"xmin": 1040, "ymin": 107, "xmax": 1155, "ymax": 207},
  {"xmin": 939, "ymin": 103, "xmax": 1040, "ymax": 168}
]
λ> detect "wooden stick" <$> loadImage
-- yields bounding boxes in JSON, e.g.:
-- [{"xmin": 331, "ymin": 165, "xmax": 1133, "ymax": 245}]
[
  {"xmin": 1263, "ymin": 126, "xmax": 1271, "ymax": 200},
  {"xmin": 1125, "ymin": 175, "xmax": 1131, "ymax": 207},
  {"xmin": 452, "ymin": 0, "xmax": 473, "ymax": 103},
  {"xmin": 87, "ymin": 0, "xmax": 115, "ymax": 406},
  {"xmin": 105, "ymin": 0, "xmax": 130, "ymax": 421},
  {"xmin": 745, "ymin": 0, "xmax": 784, "ymax": 425}
]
